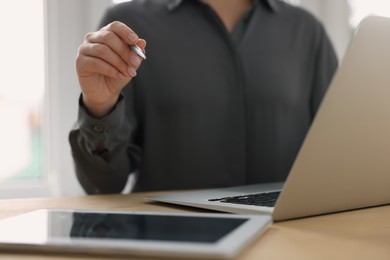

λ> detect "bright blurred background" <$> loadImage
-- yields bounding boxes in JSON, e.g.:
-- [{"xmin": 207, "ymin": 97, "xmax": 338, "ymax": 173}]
[{"xmin": 1, "ymin": 0, "xmax": 390, "ymax": 198}]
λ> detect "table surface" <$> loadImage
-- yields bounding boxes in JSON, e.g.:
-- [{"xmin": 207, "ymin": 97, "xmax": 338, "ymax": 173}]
[{"xmin": 0, "ymin": 192, "xmax": 389, "ymax": 260}]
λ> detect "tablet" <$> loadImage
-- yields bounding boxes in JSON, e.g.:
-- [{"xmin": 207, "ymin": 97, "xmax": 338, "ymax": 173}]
[{"xmin": 0, "ymin": 209, "xmax": 271, "ymax": 259}]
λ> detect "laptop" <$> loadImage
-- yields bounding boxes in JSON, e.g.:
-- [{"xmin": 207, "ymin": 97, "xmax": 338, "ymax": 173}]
[{"xmin": 148, "ymin": 16, "xmax": 390, "ymax": 221}]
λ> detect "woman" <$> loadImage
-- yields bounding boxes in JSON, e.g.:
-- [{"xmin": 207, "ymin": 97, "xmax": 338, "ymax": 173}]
[{"xmin": 70, "ymin": 0, "xmax": 338, "ymax": 193}]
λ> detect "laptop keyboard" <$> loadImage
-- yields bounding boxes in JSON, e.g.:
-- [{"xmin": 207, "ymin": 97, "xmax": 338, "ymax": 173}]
[{"xmin": 208, "ymin": 191, "xmax": 281, "ymax": 207}]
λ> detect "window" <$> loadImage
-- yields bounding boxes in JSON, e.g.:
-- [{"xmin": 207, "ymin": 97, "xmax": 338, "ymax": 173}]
[{"xmin": 0, "ymin": 1, "xmax": 45, "ymax": 189}]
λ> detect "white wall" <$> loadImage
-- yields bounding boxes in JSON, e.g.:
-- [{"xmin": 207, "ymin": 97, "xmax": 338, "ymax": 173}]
[
  {"xmin": 46, "ymin": 0, "xmax": 112, "ymax": 196},
  {"xmin": 300, "ymin": 0, "xmax": 352, "ymax": 60}
]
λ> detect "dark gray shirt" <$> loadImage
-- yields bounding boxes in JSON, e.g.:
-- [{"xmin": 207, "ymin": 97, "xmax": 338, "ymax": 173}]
[{"xmin": 69, "ymin": 0, "xmax": 338, "ymax": 193}]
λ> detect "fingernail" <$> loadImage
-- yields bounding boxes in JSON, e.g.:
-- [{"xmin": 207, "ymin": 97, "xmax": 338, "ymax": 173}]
[
  {"xmin": 128, "ymin": 33, "xmax": 138, "ymax": 42},
  {"xmin": 130, "ymin": 55, "xmax": 141, "ymax": 67},
  {"xmin": 128, "ymin": 67, "xmax": 137, "ymax": 77}
]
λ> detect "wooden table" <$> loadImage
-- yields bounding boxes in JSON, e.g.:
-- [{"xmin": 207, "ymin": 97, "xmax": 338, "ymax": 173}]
[{"xmin": 0, "ymin": 192, "xmax": 389, "ymax": 259}]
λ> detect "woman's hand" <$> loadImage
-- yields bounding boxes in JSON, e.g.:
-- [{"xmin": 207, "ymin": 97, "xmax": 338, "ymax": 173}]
[{"xmin": 76, "ymin": 21, "xmax": 146, "ymax": 117}]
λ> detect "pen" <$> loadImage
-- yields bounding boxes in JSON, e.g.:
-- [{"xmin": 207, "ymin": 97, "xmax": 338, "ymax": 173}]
[{"xmin": 130, "ymin": 44, "xmax": 147, "ymax": 60}]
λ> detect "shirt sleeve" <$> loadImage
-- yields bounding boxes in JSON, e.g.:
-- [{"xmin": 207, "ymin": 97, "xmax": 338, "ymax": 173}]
[
  {"xmin": 310, "ymin": 23, "xmax": 339, "ymax": 118},
  {"xmin": 69, "ymin": 95, "xmax": 137, "ymax": 194}
]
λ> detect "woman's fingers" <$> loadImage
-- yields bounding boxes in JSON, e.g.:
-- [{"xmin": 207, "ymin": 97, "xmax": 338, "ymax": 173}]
[
  {"xmin": 78, "ymin": 42, "xmax": 133, "ymax": 78},
  {"xmin": 76, "ymin": 55, "xmax": 127, "ymax": 80},
  {"xmin": 80, "ymin": 21, "xmax": 145, "ymax": 77},
  {"xmin": 100, "ymin": 21, "xmax": 140, "ymax": 45}
]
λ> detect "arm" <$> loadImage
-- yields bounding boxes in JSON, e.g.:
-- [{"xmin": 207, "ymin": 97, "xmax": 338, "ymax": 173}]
[
  {"xmin": 69, "ymin": 14, "xmax": 145, "ymax": 194},
  {"xmin": 69, "ymin": 95, "xmax": 139, "ymax": 194}
]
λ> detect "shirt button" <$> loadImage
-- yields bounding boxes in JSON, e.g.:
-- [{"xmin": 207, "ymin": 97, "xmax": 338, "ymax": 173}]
[{"xmin": 93, "ymin": 125, "xmax": 104, "ymax": 133}]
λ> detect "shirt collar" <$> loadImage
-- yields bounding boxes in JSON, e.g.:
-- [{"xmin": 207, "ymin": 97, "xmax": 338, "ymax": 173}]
[{"xmin": 166, "ymin": 0, "xmax": 279, "ymax": 12}]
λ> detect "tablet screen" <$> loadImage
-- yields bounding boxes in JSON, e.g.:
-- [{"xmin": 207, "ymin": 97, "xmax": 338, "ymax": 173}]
[{"xmin": 69, "ymin": 212, "xmax": 246, "ymax": 243}]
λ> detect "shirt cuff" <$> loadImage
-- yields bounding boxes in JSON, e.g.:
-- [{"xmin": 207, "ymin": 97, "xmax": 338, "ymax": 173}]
[{"xmin": 77, "ymin": 94, "xmax": 130, "ymax": 152}]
